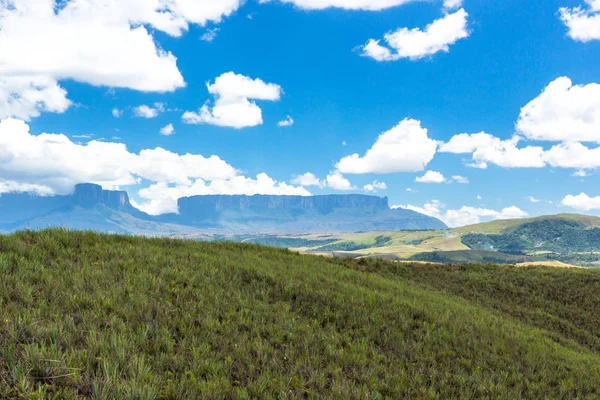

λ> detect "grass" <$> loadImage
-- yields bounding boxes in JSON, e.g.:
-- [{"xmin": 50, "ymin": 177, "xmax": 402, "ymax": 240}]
[
  {"xmin": 454, "ymin": 213, "xmax": 600, "ymax": 234},
  {"xmin": 1, "ymin": 229, "xmax": 600, "ymax": 399}
]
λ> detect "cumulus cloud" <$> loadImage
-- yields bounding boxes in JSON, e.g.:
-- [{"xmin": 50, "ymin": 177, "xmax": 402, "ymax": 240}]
[
  {"xmin": 363, "ymin": 180, "xmax": 387, "ymax": 192},
  {"xmin": 261, "ymin": 0, "xmax": 418, "ymax": 10},
  {"xmin": 560, "ymin": 1, "xmax": 600, "ymax": 42},
  {"xmin": 291, "ymin": 172, "xmax": 323, "ymax": 187},
  {"xmin": 0, "ymin": 1, "xmax": 244, "ymax": 120},
  {"xmin": 527, "ymin": 196, "xmax": 541, "ymax": 203},
  {"xmin": 394, "ymin": 200, "xmax": 528, "ymax": 228},
  {"xmin": 277, "ymin": 116, "xmax": 295, "ymax": 127},
  {"xmin": 442, "ymin": 131, "xmax": 600, "ymax": 171},
  {"xmin": 561, "ymin": 192, "xmax": 600, "ymax": 211},
  {"xmin": 440, "ymin": 132, "xmax": 546, "ymax": 169},
  {"xmin": 361, "ymin": 9, "xmax": 469, "ymax": 61},
  {"xmin": 0, "ymin": 118, "xmax": 310, "ymax": 215},
  {"xmin": 336, "ymin": 119, "xmax": 437, "ymax": 174},
  {"xmin": 112, "ymin": 108, "xmax": 123, "ymax": 118},
  {"xmin": 415, "ymin": 171, "xmax": 446, "ymax": 183},
  {"xmin": 325, "ymin": 172, "xmax": 356, "ymax": 191},
  {"xmin": 134, "ymin": 173, "xmax": 311, "ymax": 215},
  {"xmin": 516, "ymin": 77, "xmax": 600, "ymax": 143},
  {"xmin": 134, "ymin": 103, "xmax": 165, "ymax": 119},
  {"xmin": 443, "ymin": 0, "xmax": 463, "ymax": 10},
  {"xmin": 0, "ymin": 118, "xmax": 238, "ymax": 194},
  {"xmin": 183, "ymin": 72, "xmax": 283, "ymax": 129},
  {"xmin": 160, "ymin": 124, "xmax": 175, "ymax": 136}
]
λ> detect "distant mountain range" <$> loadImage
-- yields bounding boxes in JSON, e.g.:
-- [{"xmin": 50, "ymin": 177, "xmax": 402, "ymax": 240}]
[{"xmin": 0, "ymin": 183, "xmax": 447, "ymax": 234}]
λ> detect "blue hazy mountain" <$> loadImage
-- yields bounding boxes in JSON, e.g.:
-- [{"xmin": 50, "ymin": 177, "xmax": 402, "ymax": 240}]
[
  {"xmin": 161, "ymin": 194, "xmax": 447, "ymax": 232},
  {"xmin": 0, "ymin": 184, "xmax": 447, "ymax": 233}
]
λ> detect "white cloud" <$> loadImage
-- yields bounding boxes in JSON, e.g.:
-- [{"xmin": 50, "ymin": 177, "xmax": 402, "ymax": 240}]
[
  {"xmin": 415, "ymin": 170, "xmax": 446, "ymax": 183},
  {"xmin": 160, "ymin": 124, "xmax": 175, "ymax": 136},
  {"xmin": 443, "ymin": 0, "xmax": 463, "ymax": 10},
  {"xmin": 0, "ymin": 0, "xmax": 244, "ymax": 120},
  {"xmin": 134, "ymin": 173, "xmax": 311, "ymax": 215},
  {"xmin": 451, "ymin": 175, "xmax": 469, "ymax": 184},
  {"xmin": 361, "ymin": 9, "xmax": 469, "ymax": 61},
  {"xmin": 0, "ymin": 117, "xmax": 237, "ymax": 192},
  {"xmin": 561, "ymin": 192, "xmax": 600, "ymax": 211},
  {"xmin": 363, "ymin": 180, "xmax": 387, "ymax": 192},
  {"xmin": 440, "ymin": 132, "xmax": 546, "ymax": 169},
  {"xmin": 477, "ymin": 195, "xmax": 482, "ymax": 200},
  {"xmin": 112, "ymin": 108, "xmax": 123, "ymax": 118},
  {"xmin": 516, "ymin": 77, "xmax": 600, "ymax": 143},
  {"xmin": 574, "ymin": 170, "xmax": 588, "ymax": 177},
  {"xmin": 261, "ymin": 0, "xmax": 418, "ymax": 11},
  {"xmin": 394, "ymin": 200, "xmax": 528, "ymax": 228},
  {"xmin": 560, "ymin": 1, "xmax": 600, "ymax": 42},
  {"xmin": 134, "ymin": 103, "xmax": 165, "ymax": 119},
  {"xmin": 527, "ymin": 196, "xmax": 541, "ymax": 203},
  {"xmin": 291, "ymin": 172, "xmax": 323, "ymax": 187},
  {"xmin": 183, "ymin": 72, "xmax": 282, "ymax": 129},
  {"xmin": 200, "ymin": 28, "xmax": 220, "ymax": 42},
  {"xmin": 278, "ymin": 116, "xmax": 295, "ymax": 127},
  {"xmin": 336, "ymin": 119, "xmax": 437, "ymax": 174},
  {"xmin": 326, "ymin": 171, "xmax": 356, "ymax": 191},
  {"xmin": 0, "ymin": 118, "xmax": 314, "ymax": 215}
]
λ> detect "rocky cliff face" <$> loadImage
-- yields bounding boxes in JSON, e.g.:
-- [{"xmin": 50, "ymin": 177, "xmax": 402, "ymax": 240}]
[
  {"xmin": 71, "ymin": 183, "xmax": 131, "ymax": 209},
  {"xmin": 174, "ymin": 194, "xmax": 447, "ymax": 232},
  {"xmin": 0, "ymin": 185, "xmax": 447, "ymax": 233},
  {"xmin": 178, "ymin": 194, "xmax": 389, "ymax": 214}
]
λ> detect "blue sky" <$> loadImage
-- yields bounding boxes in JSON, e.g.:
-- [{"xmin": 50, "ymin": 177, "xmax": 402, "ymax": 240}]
[{"xmin": 2, "ymin": 0, "xmax": 600, "ymax": 226}]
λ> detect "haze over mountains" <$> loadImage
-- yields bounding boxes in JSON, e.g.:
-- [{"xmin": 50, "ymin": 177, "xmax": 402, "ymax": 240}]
[{"xmin": 0, "ymin": 184, "xmax": 447, "ymax": 234}]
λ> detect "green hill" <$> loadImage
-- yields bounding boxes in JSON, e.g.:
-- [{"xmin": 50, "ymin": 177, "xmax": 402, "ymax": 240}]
[
  {"xmin": 1, "ymin": 229, "xmax": 600, "ymax": 398},
  {"xmin": 455, "ymin": 213, "xmax": 600, "ymax": 234}
]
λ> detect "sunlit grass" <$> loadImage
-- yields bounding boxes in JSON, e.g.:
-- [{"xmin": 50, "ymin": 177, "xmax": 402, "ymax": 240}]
[{"xmin": 1, "ymin": 229, "xmax": 599, "ymax": 399}]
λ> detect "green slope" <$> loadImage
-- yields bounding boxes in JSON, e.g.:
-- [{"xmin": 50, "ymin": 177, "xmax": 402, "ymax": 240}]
[
  {"xmin": 1, "ymin": 229, "xmax": 600, "ymax": 399},
  {"xmin": 455, "ymin": 213, "xmax": 600, "ymax": 234}
]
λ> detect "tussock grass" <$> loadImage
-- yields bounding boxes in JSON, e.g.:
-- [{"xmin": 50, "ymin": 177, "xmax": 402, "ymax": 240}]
[{"xmin": 0, "ymin": 229, "xmax": 599, "ymax": 399}]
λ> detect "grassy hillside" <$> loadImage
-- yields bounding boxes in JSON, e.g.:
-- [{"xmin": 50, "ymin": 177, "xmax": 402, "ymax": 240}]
[
  {"xmin": 1, "ymin": 230, "xmax": 600, "ymax": 398},
  {"xmin": 454, "ymin": 213, "xmax": 600, "ymax": 234}
]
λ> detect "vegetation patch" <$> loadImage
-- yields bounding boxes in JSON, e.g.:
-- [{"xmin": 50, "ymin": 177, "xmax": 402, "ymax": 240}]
[{"xmin": 1, "ymin": 229, "xmax": 600, "ymax": 398}]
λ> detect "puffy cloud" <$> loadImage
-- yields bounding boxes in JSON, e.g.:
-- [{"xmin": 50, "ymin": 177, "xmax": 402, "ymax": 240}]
[
  {"xmin": 134, "ymin": 103, "xmax": 165, "ymax": 119},
  {"xmin": 361, "ymin": 9, "xmax": 469, "ymax": 61},
  {"xmin": 134, "ymin": 173, "xmax": 311, "ymax": 215},
  {"xmin": 160, "ymin": 124, "xmax": 175, "ymax": 136},
  {"xmin": 112, "ymin": 108, "xmax": 123, "ymax": 118},
  {"xmin": 277, "ymin": 116, "xmax": 295, "ymax": 127},
  {"xmin": 183, "ymin": 72, "xmax": 283, "ymax": 129},
  {"xmin": 336, "ymin": 119, "xmax": 437, "ymax": 174},
  {"xmin": 516, "ymin": 77, "xmax": 600, "ymax": 143},
  {"xmin": 560, "ymin": 1, "xmax": 600, "ymax": 42},
  {"xmin": 0, "ymin": 118, "xmax": 236, "ymax": 193},
  {"xmin": 261, "ymin": 0, "xmax": 417, "ymax": 11},
  {"xmin": 0, "ymin": 118, "xmax": 315, "ymax": 215},
  {"xmin": 363, "ymin": 180, "xmax": 387, "ymax": 192},
  {"xmin": 527, "ymin": 196, "xmax": 541, "ymax": 203},
  {"xmin": 394, "ymin": 200, "xmax": 528, "ymax": 228},
  {"xmin": 291, "ymin": 172, "xmax": 323, "ymax": 187},
  {"xmin": 325, "ymin": 171, "xmax": 356, "ymax": 191},
  {"xmin": 561, "ymin": 192, "xmax": 600, "ymax": 211},
  {"xmin": 415, "ymin": 170, "xmax": 446, "ymax": 183},
  {"xmin": 443, "ymin": 0, "xmax": 463, "ymax": 10},
  {"xmin": 0, "ymin": 0, "xmax": 243, "ymax": 119},
  {"xmin": 440, "ymin": 133, "xmax": 546, "ymax": 169}
]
